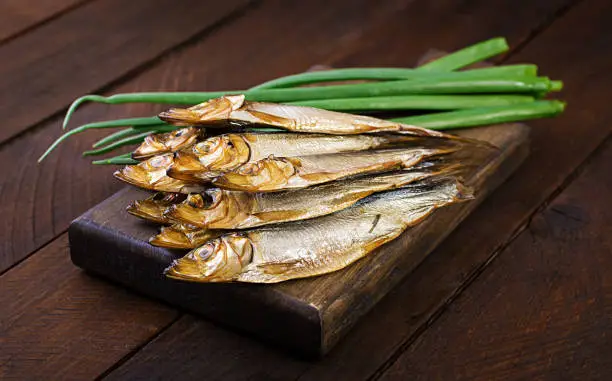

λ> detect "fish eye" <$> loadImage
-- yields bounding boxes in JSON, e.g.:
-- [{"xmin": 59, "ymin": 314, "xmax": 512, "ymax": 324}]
[
  {"xmin": 200, "ymin": 192, "xmax": 215, "ymax": 208},
  {"xmin": 175, "ymin": 130, "xmax": 184, "ymax": 137},
  {"xmin": 197, "ymin": 244, "xmax": 215, "ymax": 260},
  {"xmin": 152, "ymin": 192, "xmax": 165, "ymax": 201},
  {"xmin": 226, "ymin": 141, "xmax": 234, "ymax": 148}
]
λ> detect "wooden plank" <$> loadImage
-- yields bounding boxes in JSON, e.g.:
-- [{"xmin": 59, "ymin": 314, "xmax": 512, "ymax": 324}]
[
  {"xmin": 105, "ymin": 314, "xmax": 309, "ymax": 381},
  {"xmin": 378, "ymin": 139, "xmax": 612, "ymax": 380},
  {"xmin": 70, "ymin": 123, "xmax": 529, "ymax": 356},
  {"xmin": 0, "ymin": 0, "xmax": 86, "ymax": 44},
  {"xmin": 331, "ymin": 0, "xmax": 576, "ymax": 68},
  {"xmin": 0, "ymin": 0, "xmax": 410, "ymax": 272},
  {"xmin": 0, "ymin": 0, "xmax": 251, "ymax": 144},
  {"xmin": 0, "ymin": 234, "xmax": 179, "ymax": 380}
]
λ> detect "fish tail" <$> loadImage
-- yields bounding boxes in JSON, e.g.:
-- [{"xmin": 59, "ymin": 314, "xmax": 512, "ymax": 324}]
[{"xmin": 453, "ymin": 180, "xmax": 475, "ymax": 202}]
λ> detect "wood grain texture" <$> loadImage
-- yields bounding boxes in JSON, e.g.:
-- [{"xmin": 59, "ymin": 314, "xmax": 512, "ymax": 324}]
[
  {"xmin": 332, "ymin": 0, "xmax": 576, "ymax": 68},
  {"xmin": 105, "ymin": 314, "xmax": 310, "ymax": 381},
  {"xmin": 0, "ymin": 0, "xmax": 251, "ymax": 144},
  {"xmin": 0, "ymin": 0, "xmax": 409, "ymax": 274},
  {"xmin": 379, "ymin": 137, "xmax": 612, "ymax": 381},
  {"xmin": 0, "ymin": 234, "xmax": 179, "ymax": 380},
  {"xmin": 0, "ymin": 0, "xmax": 86, "ymax": 43}
]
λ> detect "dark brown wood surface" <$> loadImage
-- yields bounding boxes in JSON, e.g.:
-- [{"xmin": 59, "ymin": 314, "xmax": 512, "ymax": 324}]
[
  {"xmin": 1, "ymin": 0, "xmax": 609, "ymax": 379},
  {"xmin": 0, "ymin": 0, "xmax": 251, "ymax": 144},
  {"xmin": 0, "ymin": 234, "xmax": 179, "ymax": 380},
  {"xmin": 0, "ymin": 0, "xmax": 86, "ymax": 43},
  {"xmin": 379, "ymin": 131, "xmax": 612, "ymax": 381}
]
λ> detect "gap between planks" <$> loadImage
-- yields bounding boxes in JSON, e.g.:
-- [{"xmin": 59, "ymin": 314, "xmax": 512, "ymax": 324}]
[
  {"xmin": 93, "ymin": 312, "xmax": 184, "ymax": 381},
  {"xmin": 0, "ymin": 0, "xmax": 93, "ymax": 46}
]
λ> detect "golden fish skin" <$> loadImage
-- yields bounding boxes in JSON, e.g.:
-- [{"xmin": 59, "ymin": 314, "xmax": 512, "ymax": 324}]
[
  {"xmin": 212, "ymin": 146, "xmax": 456, "ymax": 192},
  {"xmin": 167, "ymin": 132, "xmax": 436, "ymax": 178},
  {"xmin": 158, "ymin": 95, "xmax": 449, "ymax": 137},
  {"xmin": 165, "ymin": 178, "xmax": 472, "ymax": 283},
  {"xmin": 126, "ymin": 192, "xmax": 186, "ymax": 224},
  {"xmin": 149, "ymin": 223, "xmax": 222, "ymax": 249},
  {"xmin": 132, "ymin": 127, "xmax": 203, "ymax": 160},
  {"xmin": 114, "ymin": 154, "xmax": 207, "ymax": 194},
  {"xmin": 166, "ymin": 165, "xmax": 459, "ymax": 229}
]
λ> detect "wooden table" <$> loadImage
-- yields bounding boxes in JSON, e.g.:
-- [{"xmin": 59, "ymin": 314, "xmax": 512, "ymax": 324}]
[{"xmin": 1, "ymin": 0, "xmax": 610, "ymax": 379}]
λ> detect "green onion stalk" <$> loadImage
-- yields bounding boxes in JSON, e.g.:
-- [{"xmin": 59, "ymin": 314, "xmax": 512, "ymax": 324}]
[{"xmin": 39, "ymin": 37, "xmax": 565, "ymax": 164}]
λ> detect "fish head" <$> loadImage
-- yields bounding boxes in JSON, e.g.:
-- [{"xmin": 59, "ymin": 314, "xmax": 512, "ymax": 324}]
[
  {"xmin": 212, "ymin": 157, "xmax": 296, "ymax": 191},
  {"xmin": 167, "ymin": 189, "xmax": 249, "ymax": 228},
  {"xmin": 126, "ymin": 192, "xmax": 187, "ymax": 223},
  {"xmin": 114, "ymin": 154, "xmax": 172, "ymax": 187},
  {"xmin": 159, "ymin": 95, "xmax": 246, "ymax": 126},
  {"xmin": 164, "ymin": 233, "xmax": 253, "ymax": 282},
  {"xmin": 149, "ymin": 224, "xmax": 198, "ymax": 249},
  {"xmin": 132, "ymin": 127, "xmax": 201, "ymax": 160},
  {"xmin": 191, "ymin": 134, "xmax": 250, "ymax": 172},
  {"xmin": 114, "ymin": 154, "xmax": 207, "ymax": 193}
]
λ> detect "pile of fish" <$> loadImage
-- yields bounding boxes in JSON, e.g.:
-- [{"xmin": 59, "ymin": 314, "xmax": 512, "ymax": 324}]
[{"xmin": 115, "ymin": 95, "xmax": 496, "ymax": 283}]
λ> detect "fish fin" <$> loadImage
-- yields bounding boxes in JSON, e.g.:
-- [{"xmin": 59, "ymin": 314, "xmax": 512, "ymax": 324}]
[
  {"xmin": 251, "ymin": 209, "xmax": 308, "ymax": 224},
  {"xmin": 256, "ymin": 258, "xmax": 313, "ymax": 275},
  {"xmin": 368, "ymin": 214, "xmax": 381, "ymax": 233},
  {"xmin": 352, "ymin": 123, "xmax": 399, "ymax": 133},
  {"xmin": 246, "ymin": 109, "xmax": 296, "ymax": 129}
]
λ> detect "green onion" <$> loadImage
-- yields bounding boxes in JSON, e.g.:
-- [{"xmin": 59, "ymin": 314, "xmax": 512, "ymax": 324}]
[
  {"xmin": 391, "ymin": 100, "xmax": 565, "ymax": 129},
  {"xmin": 66, "ymin": 76, "xmax": 551, "ymax": 107},
  {"xmin": 64, "ymin": 74, "xmax": 551, "ymax": 134},
  {"xmin": 63, "ymin": 38, "xmax": 510, "ymax": 127},
  {"xmin": 252, "ymin": 76, "xmax": 554, "ymax": 103},
  {"xmin": 92, "ymin": 123, "xmax": 170, "ymax": 148},
  {"xmin": 46, "ymin": 37, "xmax": 566, "ymax": 165},
  {"xmin": 290, "ymin": 94, "xmax": 535, "ymax": 111},
  {"xmin": 550, "ymin": 80, "xmax": 563, "ymax": 91},
  {"xmin": 40, "ymin": 118, "xmax": 160, "ymax": 162},
  {"xmin": 92, "ymin": 153, "xmax": 139, "ymax": 165},
  {"xmin": 63, "ymin": 73, "xmax": 549, "ymax": 128},
  {"xmin": 242, "ymin": 127, "xmax": 285, "ymax": 133},
  {"xmin": 417, "ymin": 37, "xmax": 509, "ymax": 72},
  {"xmin": 63, "ymin": 115, "xmax": 161, "ymax": 130},
  {"xmin": 71, "ymin": 94, "xmax": 536, "ymax": 138},
  {"xmin": 252, "ymin": 64, "xmax": 537, "ymax": 90},
  {"xmin": 83, "ymin": 128, "xmax": 173, "ymax": 156}
]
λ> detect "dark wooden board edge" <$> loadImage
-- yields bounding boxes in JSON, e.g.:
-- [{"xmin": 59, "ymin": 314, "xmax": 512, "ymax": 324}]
[
  {"xmin": 69, "ymin": 124, "xmax": 529, "ymax": 357},
  {"xmin": 69, "ymin": 209, "xmax": 323, "ymax": 357}
]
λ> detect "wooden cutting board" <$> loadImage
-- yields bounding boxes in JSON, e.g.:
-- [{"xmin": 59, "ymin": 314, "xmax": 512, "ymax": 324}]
[{"xmin": 69, "ymin": 123, "xmax": 529, "ymax": 357}]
